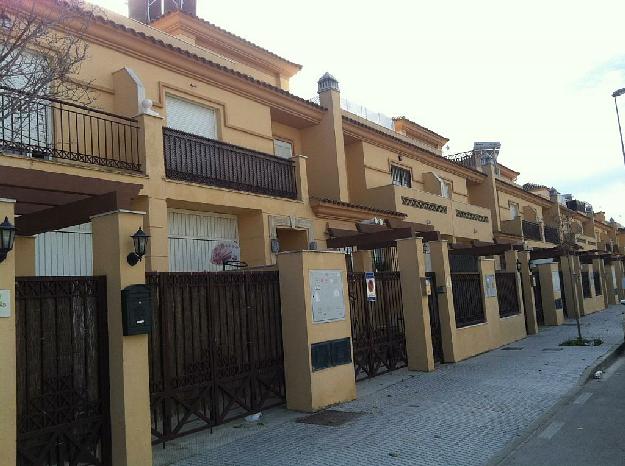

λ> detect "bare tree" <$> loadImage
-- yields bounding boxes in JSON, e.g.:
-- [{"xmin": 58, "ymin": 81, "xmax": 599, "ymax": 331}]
[
  {"xmin": 559, "ymin": 209, "xmax": 584, "ymax": 341},
  {"xmin": 0, "ymin": 0, "xmax": 94, "ymax": 104}
]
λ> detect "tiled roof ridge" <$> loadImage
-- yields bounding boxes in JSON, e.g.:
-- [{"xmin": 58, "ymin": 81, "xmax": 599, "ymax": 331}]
[
  {"xmin": 152, "ymin": 9, "xmax": 302, "ymax": 69},
  {"xmin": 311, "ymin": 197, "xmax": 407, "ymax": 218},
  {"xmin": 88, "ymin": 11, "xmax": 324, "ymax": 111},
  {"xmin": 392, "ymin": 115, "xmax": 446, "ymax": 140}
]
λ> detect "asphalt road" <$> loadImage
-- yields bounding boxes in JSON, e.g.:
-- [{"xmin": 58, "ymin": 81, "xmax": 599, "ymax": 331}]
[{"xmin": 499, "ymin": 354, "xmax": 625, "ymax": 466}]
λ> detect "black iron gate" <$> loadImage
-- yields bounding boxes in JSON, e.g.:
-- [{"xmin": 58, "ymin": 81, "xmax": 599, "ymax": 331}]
[
  {"xmin": 348, "ymin": 272, "xmax": 407, "ymax": 380},
  {"xmin": 16, "ymin": 276, "xmax": 111, "ymax": 466},
  {"xmin": 426, "ymin": 272, "xmax": 443, "ymax": 363},
  {"xmin": 147, "ymin": 271, "xmax": 286, "ymax": 445},
  {"xmin": 533, "ymin": 271, "xmax": 544, "ymax": 325}
]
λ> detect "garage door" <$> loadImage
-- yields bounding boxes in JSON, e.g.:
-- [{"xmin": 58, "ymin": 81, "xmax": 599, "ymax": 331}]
[
  {"xmin": 36, "ymin": 223, "xmax": 93, "ymax": 276},
  {"xmin": 168, "ymin": 210, "xmax": 239, "ymax": 272}
]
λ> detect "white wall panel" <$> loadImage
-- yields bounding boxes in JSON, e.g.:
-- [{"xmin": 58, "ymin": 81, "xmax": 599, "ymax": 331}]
[{"xmin": 35, "ymin": 223, "xmax": 92, "ymax": 276}]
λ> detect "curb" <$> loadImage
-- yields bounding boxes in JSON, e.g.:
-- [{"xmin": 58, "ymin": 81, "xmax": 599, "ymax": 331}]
[{"xmin": 486, "ymin": 339, "xmax": 625, "ymax": 466}]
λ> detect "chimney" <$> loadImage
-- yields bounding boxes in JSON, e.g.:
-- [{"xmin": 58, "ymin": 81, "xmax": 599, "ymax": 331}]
[
  {"xmin": 164, "ymin": 0, "xmax": 197, "ymax": 16},
  {"xmin": 129, "ymin": 0, "xmax": 197, "ymax": 24}
]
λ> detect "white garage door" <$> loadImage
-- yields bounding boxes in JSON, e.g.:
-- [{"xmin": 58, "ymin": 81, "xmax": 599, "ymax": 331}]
[
  {"xmin": 36, "ymin": 223, "xmax": 93, "ymax": 276},
  {"xmin": 166, "ymin": 95, "xmax": 217, "ymax": 139},
  {"xmin": 168, "ymin": 210, "xmax": 239, "ymax": 272}
]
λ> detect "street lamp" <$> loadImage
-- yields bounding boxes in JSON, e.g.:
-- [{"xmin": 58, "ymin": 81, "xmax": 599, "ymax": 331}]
[{"xmin": 611, "ymin": 88, "xmax": 625, "ymax": 165}]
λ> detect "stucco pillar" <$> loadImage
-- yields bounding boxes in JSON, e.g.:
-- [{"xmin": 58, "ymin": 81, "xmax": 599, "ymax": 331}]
[
  {"xmin": 135, "ymin": 112, "xmax": 165, "ymax": 179},
  {"xmin": 605, "ymin": 263, "xmax": 618, "ymax": 305},
  {"xmin": 537, "ymin": 263, "xmax": 564, "ymax": 326},
  {"xmin": 239, "ymin": 211, "xmax": 271, "ymax": 266},
  {"xmin": 352, "ymin": 250, "xmax": 373, "ymax": 273},
  {"xmin": 300, "ymin": 73, "xmax": 349, "ymax": 202},
  {"xmin": 277, "ymin": 251, "xmax": 356, "ymax": 412},
  {"xmin": 397, "ymin": 238, "xmax": 434, "ymax": 371},
  {"xmin": 0, "ymin": 199, "xmax": 16, "ymax": 466},
  {"xmin": 430, "ymin": 241, "xmax": 459, "ymax": 363},
  {"xmin": 293, "ymin": 155, "xmax": 309, "ymax": 202},
  {"xmin": 595, "ymin": 259, "xmax": 608, "ymax": 309},
  {"xmin": 135, "ymin": 197, "xmax": 168, "ymax": 272},
  {"xmin": 614, "ymin": 260, "xmax": 625, "ymax": 300},
  {"xmin": 14, "ymin": 236, "xmax": 36, "ymax": 277},
  {"xmin": 91, "ymin": 210, "xmax": 152, "ymax": 466},
  {"xmin": 517, "ymin": 251, "xmax": 537, "ymax": 334}
]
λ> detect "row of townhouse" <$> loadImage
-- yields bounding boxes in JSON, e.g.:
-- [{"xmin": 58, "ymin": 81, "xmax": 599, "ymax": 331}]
[
  {"xmin": 2, "ymin": 1, "xmax": 622, "ymax": 278},
  {"xmin": 1, "ymin": 1, "xmax": 624, "ymax": 464}
]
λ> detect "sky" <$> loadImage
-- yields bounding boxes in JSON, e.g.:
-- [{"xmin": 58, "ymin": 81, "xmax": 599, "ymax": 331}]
[{"xmin": 88, "ymin": 0, "xmax": 625, "ymax": 223}]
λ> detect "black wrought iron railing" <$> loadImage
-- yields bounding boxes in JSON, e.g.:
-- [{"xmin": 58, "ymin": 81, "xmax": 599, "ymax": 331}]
[
  {"xmin": 522, "ymin": 220, "xmax": 542, "ymax": 241},
  {"xmin": 451, "ymin": 272, "xmax": 485, "ymax": 327},
  {"xmin": 445, "ymin": 150, "xmax": 476, "ymax": 169},
  {"xmin": 163, "ymin": 128, "xmax": 298, "ymax": 199},
  {"xmin": 543, "ymin": 225, "xmax": 560, "ymax": 244},
  {"xmin": 0, "ymin": 86, "xmax": 141, "ymax": 171},
  {"xmin": 495, "ymin": 271, "xmax": 520, "ymax": 317}
]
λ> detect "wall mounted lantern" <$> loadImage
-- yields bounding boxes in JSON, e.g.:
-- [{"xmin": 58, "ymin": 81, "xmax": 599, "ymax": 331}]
[
  {"xmin": 127, "ymin": 227, "xmax": 150, "ymax": 266},
  {"xmin": 516, "ymin": 259, "xmax": 522, "ymax": 272},
  {"xmin": 0, "ymin": 216, "xmax": 16, "ymax": 263}
]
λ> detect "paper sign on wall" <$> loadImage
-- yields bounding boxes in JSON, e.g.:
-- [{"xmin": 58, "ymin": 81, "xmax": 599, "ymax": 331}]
[
  {"xmin": 485, "ymin": 274, "xmax": 497, "ymax": 297},
  {"xmin": 424, "ymin": 278, "xmax": 432, "ymax": 296},
  {"xmin": 0, "ymin": 290, "xmax": 10, "ymax": 318},
  {"xmin": 552, "ymin": 271, "xmax": 561, "ymax": 293},
  {"xmin": 310, "ymin": 270, "xmax": 346, "ymax": 323},
  {"xmin": 365, "ymin": 272, "xmax": 376, "ymax": 302}
]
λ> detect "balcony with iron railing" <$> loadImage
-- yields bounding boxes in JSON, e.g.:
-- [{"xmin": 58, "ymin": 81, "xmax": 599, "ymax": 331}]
[
  {"xmin": 163, "ymin": 128, "xmax": 298, "ymax": 199},
  {"xmin": 543, "ymin": 225, "xmax": 561, "ymax": 244},
  {"xmin": 522, "ymin": 219, "xmax": 542, "ymax": 241},
  {"xmin": 0, "ymin": 86, "xmax": 141, "ymax": 172}
]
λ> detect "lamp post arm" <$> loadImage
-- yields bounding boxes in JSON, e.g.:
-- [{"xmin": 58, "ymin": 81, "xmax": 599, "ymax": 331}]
[{"xmin": 614, "ymin": 96, "xmax": 625, "ymax": 165}]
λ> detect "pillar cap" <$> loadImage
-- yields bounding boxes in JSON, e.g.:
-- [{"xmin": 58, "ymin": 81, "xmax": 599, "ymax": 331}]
[{"xmin": 318, "ymin": 72, "xmax": 339, "ymax": 93}]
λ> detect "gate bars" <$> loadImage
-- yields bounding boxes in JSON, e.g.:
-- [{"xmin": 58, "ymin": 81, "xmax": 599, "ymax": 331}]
[
  {"xmin": 15, "ymin": 276, "xmax": 111, "ymax": 466},
  {"xmin": 147, "ymin": 271, "xmax": 286, "ymax": 445}
]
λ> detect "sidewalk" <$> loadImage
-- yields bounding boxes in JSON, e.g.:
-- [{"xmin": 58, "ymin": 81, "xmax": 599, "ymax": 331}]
[{"xmin": 155, "ymin": 306, "xmax": 624, "ymax": 466}]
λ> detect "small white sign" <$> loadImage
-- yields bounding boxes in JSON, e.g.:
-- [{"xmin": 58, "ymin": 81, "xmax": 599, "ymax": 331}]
[
  {"xmin": 552, "ymin": 271, "xmax": 561, "ymax": 293},
  {"xmin": 310, "ymin": 270, "xmax": 346, "ymax": 323},
  {"xmin": 485, "ymin": 274, "xmax": 497, "ymax": 297},
  {"xmin": 365, "ymin": 272, "xmax": 376, "ymax": 302},
  {"xmin": 0, "ymin": 289, "xmax": 10, "ymax": 318}
]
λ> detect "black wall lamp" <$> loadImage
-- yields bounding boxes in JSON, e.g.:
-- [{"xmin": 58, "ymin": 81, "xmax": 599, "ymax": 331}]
[
  {"xmin": 127, "ymin": 227, "xmax": 150, "ymax": 266},
  {"xmin": 0, "ymin": 216, "xmax": 16, "ymax": 263}
]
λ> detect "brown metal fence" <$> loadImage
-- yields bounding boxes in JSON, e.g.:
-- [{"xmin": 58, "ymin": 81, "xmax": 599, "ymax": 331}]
[
  {"xmin": 15, "ymin": 276, "xmax": 111, "ymax": 466},
  {"xmin": 451, "ymin": 272, "xmax": 485, "ymax": 327},
  {"xmin": 495, "ymin": 272, "xmax": 520, "ymax": 317},
  {"xmin": 147, "ymin": 271, "xmax": 286, "ymax": 445},
  {"xmin": 348, "ymin": 272, "xmax": 407, "ymax": 380}
]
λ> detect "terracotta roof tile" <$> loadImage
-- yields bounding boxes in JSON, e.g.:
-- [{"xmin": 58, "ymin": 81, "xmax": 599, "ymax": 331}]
[
  {"xmin": 152, "ymin": 10, "xmax": 302, "ymax": 69},
  {"xmin": 311, "ymin": 197, "xmax": 407, "ymax": 218}
]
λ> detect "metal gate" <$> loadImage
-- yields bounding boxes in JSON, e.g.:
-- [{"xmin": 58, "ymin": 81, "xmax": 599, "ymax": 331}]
[
  {"xmin": 533, "ymin": 271, "xmax": 544, "ymax": 325},
  {"xmin": 147, "ymin": 271, "xmax": 286, "ymax": 445},
  {"xmin": 16, "ymin": 276, "xmax": 111, "ymax": 466},
  {"xmin": 348, "ymin": 272, "xmax": 407, "ymax": 380},
  {"xmin": 426, "ymin": 272, "xmax": 443, "ymax": 363}
]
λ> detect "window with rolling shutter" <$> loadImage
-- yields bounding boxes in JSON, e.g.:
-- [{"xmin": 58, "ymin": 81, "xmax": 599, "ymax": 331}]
[{"xmin": 165, "ymin": 95, "xmax": 217, "ymax": 139}]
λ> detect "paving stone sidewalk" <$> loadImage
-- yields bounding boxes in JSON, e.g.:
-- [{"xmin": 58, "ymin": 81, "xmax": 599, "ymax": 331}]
[{"xmin": 155, "ymin": 306, "xmax": 624, "ymax": 466}]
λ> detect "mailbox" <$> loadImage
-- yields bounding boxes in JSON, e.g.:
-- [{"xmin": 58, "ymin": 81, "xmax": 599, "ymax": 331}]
[
  {"xmin": 121, "ymin": 284, "xmax": 152, "ymax": 336},
  {"xmin": 311, "ymin": 337, "xmax": 352, "ymax": 372}
]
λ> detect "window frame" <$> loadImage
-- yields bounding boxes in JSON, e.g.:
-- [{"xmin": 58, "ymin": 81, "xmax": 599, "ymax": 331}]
[{"xmin": 390, "ymin": 164, "xmax": 412, "ymax": 188}]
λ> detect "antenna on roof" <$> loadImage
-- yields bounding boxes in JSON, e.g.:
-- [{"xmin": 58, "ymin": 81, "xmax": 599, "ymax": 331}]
[{"xmin": 129, "ymin": 0, "xmax": 197, "ymax": 24}]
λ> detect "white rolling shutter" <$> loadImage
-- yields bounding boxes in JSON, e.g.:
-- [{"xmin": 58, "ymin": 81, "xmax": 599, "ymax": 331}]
[
  {"xmin": 273, "ymin": 139, "xmax": 293, "ymax": 159},
  {"xmin": 165, "ymin": 95, "xmax": 217, "ymax": 139},
  {"xmin": 36, "ymin": 223, "xmax": 93, "ymax": 276},
  {"xmin": 168, "ymin": 210, "xmax": 239, "ymax": 272}
]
